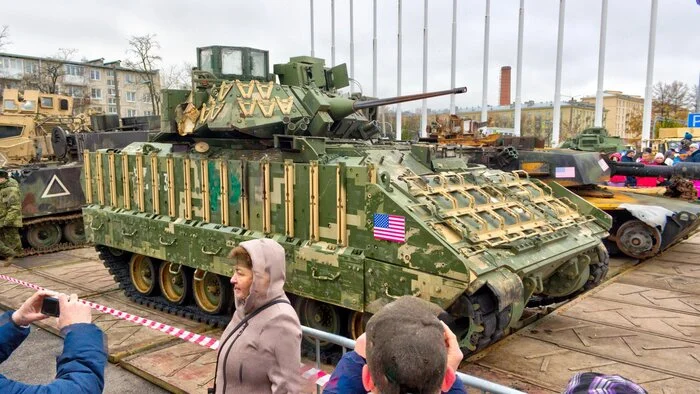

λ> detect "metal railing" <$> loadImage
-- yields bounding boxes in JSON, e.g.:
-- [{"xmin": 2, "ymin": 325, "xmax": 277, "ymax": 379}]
[{"xmin": 302, "ymin": 326, "xmax": 526, "ymax": 394}]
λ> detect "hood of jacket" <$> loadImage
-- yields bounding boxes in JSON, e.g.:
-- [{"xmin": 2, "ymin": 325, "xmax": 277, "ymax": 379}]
[{"xmin": 234, "ymin": 238, "xmax": 287, "ymax": 319}]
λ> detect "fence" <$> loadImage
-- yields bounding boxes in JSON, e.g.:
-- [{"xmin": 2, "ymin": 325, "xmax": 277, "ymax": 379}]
[{"xmin": 302, "ymin": 326, "xmax": 526, "ymax": 394}]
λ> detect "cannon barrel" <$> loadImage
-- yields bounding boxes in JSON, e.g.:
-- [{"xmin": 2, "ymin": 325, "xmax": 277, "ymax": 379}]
[
  {"xmin": 352, "ymin": 87, "xmax": 468, "ymax": 111},
  {"xmin": 328, "ymin": 86, "xmax": 468, "ymax": 121},
  {"xmin": 611, "ymin": 162, "xmax": 700, "ymax": 179}
]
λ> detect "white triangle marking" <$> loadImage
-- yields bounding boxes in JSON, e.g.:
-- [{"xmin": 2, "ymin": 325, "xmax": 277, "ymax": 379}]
[{"xmin": 41, "ymin": 174, "xmax": 71, "ymax": 198}]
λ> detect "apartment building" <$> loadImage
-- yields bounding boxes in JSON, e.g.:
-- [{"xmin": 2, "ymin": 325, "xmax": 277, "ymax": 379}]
[
  {"xmin": 581, "ymin": 91, "xmax": 643, "ymax": 138},
  {"xmin": 0, "ymin": 52, "xmax": 160, "ymax": 118},
  {"xmin": 461, "ymin": 100, "xmax": 601, "ymax": 144}
]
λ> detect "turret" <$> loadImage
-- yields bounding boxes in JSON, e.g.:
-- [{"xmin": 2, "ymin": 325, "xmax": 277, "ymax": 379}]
[{"xmin": 160, "ymin": 46, "xmax": 467, "ymax": 140}]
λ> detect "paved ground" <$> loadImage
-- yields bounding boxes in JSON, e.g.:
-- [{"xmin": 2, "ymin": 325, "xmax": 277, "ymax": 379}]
[{"xmin": 0, "ymin": 311, "xmax": 166, "ymax": 393}]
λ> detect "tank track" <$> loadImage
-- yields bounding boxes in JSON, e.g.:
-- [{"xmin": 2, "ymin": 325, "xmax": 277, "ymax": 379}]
[
  {"xmin": 96, "ymin": 246, "xmax": 232, "ymax": 328},
  {"xmin": 98, "ymin": 245, "xmax": 345, "ymax": 363},
  {"xmin": 97, "ymin": 243, "xmax": 608, "ymax": 362},
  {"xmin": 20, "ymin": 213, "xmax": 90, "ymax": 257}
]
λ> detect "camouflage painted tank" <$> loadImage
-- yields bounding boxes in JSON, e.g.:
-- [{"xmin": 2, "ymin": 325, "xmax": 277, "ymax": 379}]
[
  {"xmin": 0, "ymin": 89, "xmax": 150, "ymax": 254},
  {"xmin": 82, "ymin": 46, "xmax": 611, "ymax": 355}
]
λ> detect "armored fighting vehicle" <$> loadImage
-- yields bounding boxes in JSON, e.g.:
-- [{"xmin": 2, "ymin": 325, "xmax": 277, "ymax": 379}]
[
  {"xmin": 558, "ymin": 127, "xmax": 625, "ymax": 153},
  {"xmin": 82, "ymin": 46, "xmax": 611, "ymax": 355},
  {"xmin": 0, "ymin": 89, "xmax": 150, "ymax": 254},
  {"xmin": 437, "ymin": 126, "xmax": 700, "ymax": 259}
]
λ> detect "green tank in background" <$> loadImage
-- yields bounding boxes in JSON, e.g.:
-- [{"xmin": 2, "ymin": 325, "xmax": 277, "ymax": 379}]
[
  {"xmin": 0, "ymin": 89, "xmax": 152, "ymax": 255},
  {"xmin": 558, "ymin": 127, "xmax": 626, "ymax": 153},
  {"xmin": 82, "ymin": 45, "xmax": 611, "ymax": 356}
]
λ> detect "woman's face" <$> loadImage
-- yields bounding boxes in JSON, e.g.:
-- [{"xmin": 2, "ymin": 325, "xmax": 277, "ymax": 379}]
[
  {"xmin": 654, "ymin": 156, "xmax": 664, "ymax": 164},
  {"xmin": 231, "ymin": 265, "xmax": 254, "ymax": 300}
]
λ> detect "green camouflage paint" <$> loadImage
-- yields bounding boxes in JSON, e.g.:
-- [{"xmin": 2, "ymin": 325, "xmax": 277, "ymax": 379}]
[{"xmin": 83, "ymin": 45, "xmax": 612, "ymax": 354}]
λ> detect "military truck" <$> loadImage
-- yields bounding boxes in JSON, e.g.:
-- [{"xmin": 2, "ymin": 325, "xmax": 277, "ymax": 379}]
[
  {"xmin": 0, "ymin": 89, "xmax": 151, "ymax": 254},
  {"xmin": 82, "ymin": 45, "xmax": 611, "ymax": 356}
]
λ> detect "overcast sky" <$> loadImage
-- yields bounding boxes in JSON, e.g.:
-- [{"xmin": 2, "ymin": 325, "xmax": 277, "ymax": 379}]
[{"xmin": 1, "ymin": 0, "xmax": 698, "ymax": 111}]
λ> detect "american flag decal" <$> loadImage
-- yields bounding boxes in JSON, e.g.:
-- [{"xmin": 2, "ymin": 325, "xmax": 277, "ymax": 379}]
[{"xmin": 373, "ymin": 213, "xmax": 406, "ymax": 243}]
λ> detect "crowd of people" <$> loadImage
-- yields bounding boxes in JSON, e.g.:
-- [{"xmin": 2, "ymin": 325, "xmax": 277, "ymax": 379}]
[
  {"xmin": 608, "ymin": 132, "xmax": 700, "ymax": 190},
  {"xmin": 1, "ymin": 236, "xmax": 651, "ymax": 393}
]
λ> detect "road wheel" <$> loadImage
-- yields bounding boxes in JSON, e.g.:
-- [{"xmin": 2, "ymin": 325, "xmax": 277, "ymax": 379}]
[
  {"xmin": 616, "ymin": 220, "xmax": 662, "ymax": 259},
  {"xmin": 129, "ymin": 255, "xmax": 159, "ymax": 296},
  {"xmin": 585, "ymin": 243, "xmax": 610, "ymax": 290},
  {"xmin": 26, "ymin": 223, "xmax": 63, "ymax": 249},
  {"xmin": 193, "ymin": 272, "xmax": 231, "ymax": 314},
  {"xmin": 348, "ymin": 311, "xmax": 370, "ymax": 340},
  {"xmin": 159, "ymin": 262, "xmax": 190, "ymax": 305},
  {"xmin": 296, "ymin": 298, "xmax": 343, "ymax": 350},
  {"xmin": 63, "ymin": 219, "xmax": 85, "ymax": 245}
]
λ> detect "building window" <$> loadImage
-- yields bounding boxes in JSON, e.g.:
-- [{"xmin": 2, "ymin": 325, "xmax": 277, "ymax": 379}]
[
  {"xmin": 91, "ymin": 88, "xmax": 102, "ymax": 100},
  {"xmin": 108, "ymin": 88, "xmax": 116, "ymax": 96},
  {"xmin": 127, "ymin": 109, "xmax": 138, "ymax": 117},
  {"xmin": 107, "ymin": 79, "xmax": 115, "ymax": 87},
  {"xmin": 107, "ymin": 70, "xmax": 115, "ymax": 77},
  {"xmin": 65, "ymin": 64, "xmax": 84, "ymax": 76},
  {"xmin": 108, "ymin": 106, "xmax": 117, "ymax": 114},
  {"xmin": 125, "ymin": 74, "xmax": 136, "ymax": 83},
  {"xmin": 66, "ymin": 86, "xmax": 84, "ymax": 97},
  {"xmin": 108, "ymin": 97, "xmax": 117, "ymax": 105},
  {"xmin": 90, "ymin": 70, "xmax": 101, "ymax": 80},
  {"xmin": 126, "ymin": 91, "xmax": 136, "ymax": 102},
  {"xmin": 144, "ymin": 110, "xmax": 153, "ymax": 116},
  {"xmin": 142, "ymin": 93, "xmax": 152, "ymax": 103},
  {"xmin": 24, "ymin": 62, "xmax": 39, "ymax": 75},
  {"xmin": 0, "ymin": 58, "xmax": 24, "ymax": 77}
]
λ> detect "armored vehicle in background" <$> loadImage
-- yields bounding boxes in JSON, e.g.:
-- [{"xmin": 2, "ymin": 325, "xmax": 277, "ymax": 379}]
[
  {"xmin": 0, "ymin": 89, "xmax": 151, "ymax": 254},
  {"xmin": 558, "ymin": 127, "xmax": 626, "ymax": 153},
  {"xmin": 442, "ymin": 129, "xmax": 700, "ymax": 259},
  {"xmin": 83, "ymin": 46, "xmax": 611, "ymax": 356}
]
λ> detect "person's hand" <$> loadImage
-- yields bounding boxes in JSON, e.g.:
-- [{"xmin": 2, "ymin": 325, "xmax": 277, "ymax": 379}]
[
  {"xmin": 12, "ymin": 289, "xmax": 58, "ymax": 326},
  {"xmin": 57, "ymin": 293, "xmax": 93, "ymax": 330},
  {"xmin": 354, "ymin": 333, "xmax": 367, "ymax": 358},
  {"xmin": 441, "ymin": 321, "xmax": 463, "ymax": 371}
]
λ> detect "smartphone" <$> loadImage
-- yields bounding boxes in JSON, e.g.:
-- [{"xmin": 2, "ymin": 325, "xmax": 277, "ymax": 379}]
[{"xmin": 41, "ymin": 297, "xmax": 60, "ymax": 317}]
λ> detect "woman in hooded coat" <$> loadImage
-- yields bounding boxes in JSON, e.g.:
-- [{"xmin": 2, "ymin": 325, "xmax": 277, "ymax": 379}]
[{"xmin": 212, "ymin": 239, "xmax": 302, "ymax": 394}]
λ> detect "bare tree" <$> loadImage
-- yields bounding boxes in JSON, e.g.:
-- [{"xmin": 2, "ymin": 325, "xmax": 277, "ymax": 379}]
[
  {"xmin": 125, "ymin": 34, "xmax": 161, "ymax": 115},
  {"xmin": 0, "ymin": 25, "xmax": 9, "ymax": 50},
  {"xmin": 161, "ymin": 62, "xmax": 193, "ymax": 90},
  {"xmin": 653, "ymin": 81, "xmax": 693, "ymax": 120},
  {"xmin": 55, "ymin": 48, "xmax": 78, "ymax": 61}
]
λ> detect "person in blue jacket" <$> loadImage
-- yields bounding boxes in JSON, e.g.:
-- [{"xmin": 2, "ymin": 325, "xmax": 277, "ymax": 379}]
[
  {"xmin": 686, "ymin": 143, "xmax": 700, "ymax": 163},
  {"xmin": 324, "ymin": 296, "xmax": 467, "ymax": 394},
  {"xmin": 0, "ymin": 290, "xmax": 107, "ymax": 393}
]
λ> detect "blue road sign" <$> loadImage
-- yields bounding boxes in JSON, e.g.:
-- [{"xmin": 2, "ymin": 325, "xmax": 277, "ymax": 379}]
[{"xmin": 689, "ymin": 113, "xmax": 700, "ymax": 128}]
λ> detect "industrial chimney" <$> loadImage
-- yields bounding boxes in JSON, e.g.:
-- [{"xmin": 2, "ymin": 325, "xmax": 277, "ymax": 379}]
[{"xmin": 499, "ymin": 66, "xmax": 512, "ymax": 106}]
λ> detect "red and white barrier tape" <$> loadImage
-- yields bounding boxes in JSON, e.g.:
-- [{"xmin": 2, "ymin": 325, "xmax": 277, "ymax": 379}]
[{"xmin": 0, "ymin": 273, "xmax": 332, "ymax": 387}]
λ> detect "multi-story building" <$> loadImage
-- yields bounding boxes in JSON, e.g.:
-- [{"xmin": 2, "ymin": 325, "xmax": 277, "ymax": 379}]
[
  {"xmin": 0, "ymin": 52, "xmax": 160, "ymax": 118},
  {"xmin": 581, "ymin": 91, "xmax": 643, "ymax": 139},
  {"xmin": 460, "ymin": 100, "xmax": 601, "ymax": 144}
]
